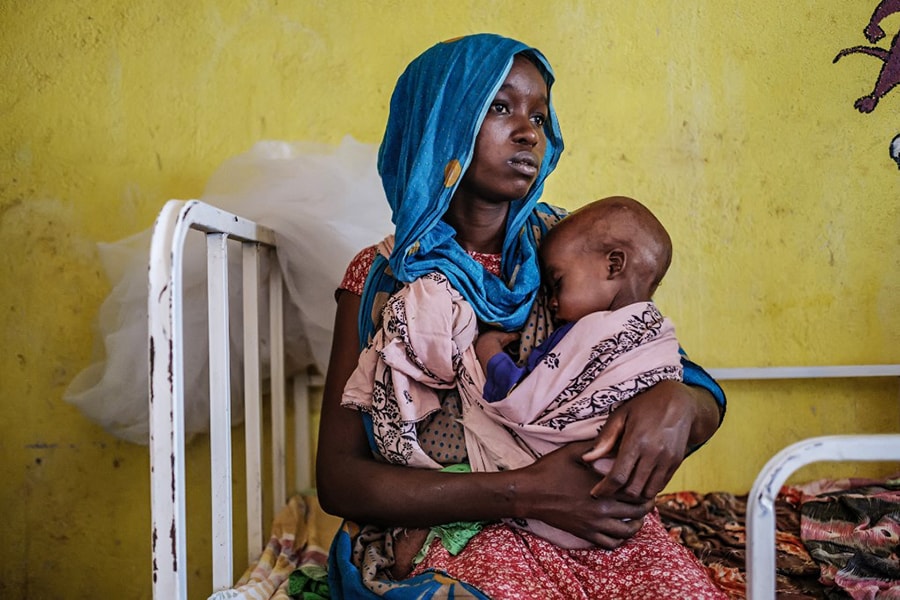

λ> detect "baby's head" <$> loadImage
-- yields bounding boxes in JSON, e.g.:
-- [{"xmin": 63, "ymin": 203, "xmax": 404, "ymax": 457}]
[{"xmin": 540, "ymin": 196, "xmax": 672, "ymax": 322}]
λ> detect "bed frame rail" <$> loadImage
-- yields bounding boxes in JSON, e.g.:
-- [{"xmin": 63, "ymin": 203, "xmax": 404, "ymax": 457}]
[
  {"xmin": 149, "ymin": 200, "xmax": 316, "ymax": 599},
  {"xmin": 746, "ymin": 434, "xmax": 900, "ymax": 599}
]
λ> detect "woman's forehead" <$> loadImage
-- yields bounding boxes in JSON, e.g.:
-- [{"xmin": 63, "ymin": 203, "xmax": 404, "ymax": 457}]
[{"xmin": 497, "ymin": 55, "xmax": 550, "ymax": 101}]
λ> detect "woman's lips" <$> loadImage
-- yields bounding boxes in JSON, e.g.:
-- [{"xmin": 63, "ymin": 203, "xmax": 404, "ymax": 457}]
[{"xmin": 509, "ymin": 152, "xmax": 539, "ymax": 177}]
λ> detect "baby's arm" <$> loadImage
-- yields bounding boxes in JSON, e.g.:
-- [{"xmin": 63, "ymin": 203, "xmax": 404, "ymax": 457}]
[{"xmin": 474, "ymin": 330, "xmax": 520, "ymax": 374}]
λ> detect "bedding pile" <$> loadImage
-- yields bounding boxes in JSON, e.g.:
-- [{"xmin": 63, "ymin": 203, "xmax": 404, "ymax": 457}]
[
  {"xmin": 798, "ymin": 477, "xmax": 900, "ymax": 599},
  {"xmin": 657, "ymin": 475, "xmax": 900, "ymax": 599},
  {"xmin": 656, "ymin": 489, "xmax": 826, "ymax": 598},
  {"xmin": 65, "ymin": 138, "xmax": 392, "ymax": 444},
  {"xmin": 208, "ymin": 494, "xmax": 341, "ymax": 600}
]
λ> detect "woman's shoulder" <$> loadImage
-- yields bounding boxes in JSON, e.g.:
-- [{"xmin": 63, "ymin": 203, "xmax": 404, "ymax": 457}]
[
  {"xmin": 339, "ymin": 239, "xmax": 508, "ymax": 294},
  {"xmin": 537, "ymin": 202, "xmax": 568, "ymax": 218},
  {"xmin": 535, "ymin": 202, "xmax": 569, "ymax": 228},
  {"xmin": 339, "ymin": 245, "xmax": 377, "ymax": 296}
]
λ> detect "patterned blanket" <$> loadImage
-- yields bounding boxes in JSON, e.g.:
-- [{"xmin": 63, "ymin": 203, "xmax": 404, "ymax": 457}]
[
  {"xmin": 207, "ymin": 494, "xmax": 341, "ymax": 600},
  {"xmin": 656, "ymin": 476, "xmax": 900, "ymax": 599}
]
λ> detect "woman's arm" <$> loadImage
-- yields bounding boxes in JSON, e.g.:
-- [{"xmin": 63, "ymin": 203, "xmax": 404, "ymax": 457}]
[
  {"xmin": 315, "ymin": 290, "xmax": 651, "ymax": 548},
  {"xmin": 582, "ymin": 380, "xmax": 722, "ymax": 501}
]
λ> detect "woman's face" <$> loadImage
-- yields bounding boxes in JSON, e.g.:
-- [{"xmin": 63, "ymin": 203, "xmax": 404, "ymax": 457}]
[{"xmin": 456, "ymin": 55, "xmax": 549, "ymax": 205}]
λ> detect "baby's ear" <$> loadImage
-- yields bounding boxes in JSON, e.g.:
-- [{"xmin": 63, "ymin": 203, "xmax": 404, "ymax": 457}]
[{"xmin": 607, "ymin": 249, "xmax": 625, "ymax": 278}]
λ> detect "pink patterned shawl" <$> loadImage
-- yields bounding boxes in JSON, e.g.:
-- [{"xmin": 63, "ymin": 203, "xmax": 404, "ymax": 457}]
[{"xmin": 341, "ymin": 272, "xmax": 682, "ymax": 547}]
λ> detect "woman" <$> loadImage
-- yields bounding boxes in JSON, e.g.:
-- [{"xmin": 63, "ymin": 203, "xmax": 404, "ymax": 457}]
[{"xmin": 317, "ymin": 33, "xmax": 726, "ymax": 599}]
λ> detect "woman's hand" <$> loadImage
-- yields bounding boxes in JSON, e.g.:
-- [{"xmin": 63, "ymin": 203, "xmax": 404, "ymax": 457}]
[
  {"xmin": 581, "ymin": 380, "xmax": 720, "ymax": 501},
  {"xmin": 519, "ymin": 440, "xmax": 654, "ymax": 549}
]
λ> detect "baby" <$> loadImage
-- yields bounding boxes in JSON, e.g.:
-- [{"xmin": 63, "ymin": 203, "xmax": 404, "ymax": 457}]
[
  {"xmin": 462, "ymin": 195, "xmax": 684, "ymax": 548},
  {"xmin": 475, "ymin": 194, "xmax": 676, "ymax": 402}
]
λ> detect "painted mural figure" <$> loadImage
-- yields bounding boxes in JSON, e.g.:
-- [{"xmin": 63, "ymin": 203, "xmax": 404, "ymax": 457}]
[
  {"xmin": 891, "ymin": 134, "xmax": 900, "ymax": 168},
  {"xmin": 833, "ymin": 0, "xmax": 900, "ymax": 113}
]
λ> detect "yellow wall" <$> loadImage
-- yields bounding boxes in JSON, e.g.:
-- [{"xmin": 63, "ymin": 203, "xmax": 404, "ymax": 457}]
[{"xmin": 2, "ymin": 1, "xmax": 898, "ymax": 598}]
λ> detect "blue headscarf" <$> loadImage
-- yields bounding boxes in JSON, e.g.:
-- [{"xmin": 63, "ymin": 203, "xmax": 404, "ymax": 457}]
[{"xmin": 359, "ymin": 34, "xmax": 565, "ymax": 344}]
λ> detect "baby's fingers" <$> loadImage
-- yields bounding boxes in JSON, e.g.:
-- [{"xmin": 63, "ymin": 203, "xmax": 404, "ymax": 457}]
[{"xmin": 502, "ymin": 331, "xmax": 521, "ymax": 343}]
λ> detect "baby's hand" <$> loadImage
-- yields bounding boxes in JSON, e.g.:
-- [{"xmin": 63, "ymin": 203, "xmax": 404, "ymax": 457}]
[
  {"xmin": 474, "ymin": 330, "xmax": 520, "ymax": 372},
  {"xmin": 475, "ymin": 330, "xmax": 520, "ymax": 356}
]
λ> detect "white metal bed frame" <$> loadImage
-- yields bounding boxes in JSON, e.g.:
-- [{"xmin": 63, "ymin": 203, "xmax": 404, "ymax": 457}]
[
  {"xmin": 147, "ymin": 199, "xmax": 899, "ymax": 599},
  {"xmin": 149, "ymin": 199, "xmax": 321, "ymax": 599}
]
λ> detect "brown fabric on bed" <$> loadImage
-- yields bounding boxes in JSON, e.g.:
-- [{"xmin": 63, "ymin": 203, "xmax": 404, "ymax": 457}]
[
  {"xmin": 798, "ymin": 477, "xmax": 900, "ymax": 599},
  {"xmin": 656, "ymin": 489, "xmax": 832, "ymax": 599}
]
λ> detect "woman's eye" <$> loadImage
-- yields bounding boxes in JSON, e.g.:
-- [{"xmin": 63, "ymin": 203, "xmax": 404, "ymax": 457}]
[
  {"xmin": 531, "ymin": 114, "xmax": 546, "ymax": 127},
  {"xmin": 491, "ymin": 102, "xmax": 510, "ymax": 114}
]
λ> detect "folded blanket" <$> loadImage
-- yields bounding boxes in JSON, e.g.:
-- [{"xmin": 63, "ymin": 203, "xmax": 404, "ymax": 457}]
[
  {"xmin": 342, "ymin": 272, "xmax": 478, "ymax": 470},
  {"xmin": 208, "ymin": 494, "xmax": 341, "ymax": 600}
]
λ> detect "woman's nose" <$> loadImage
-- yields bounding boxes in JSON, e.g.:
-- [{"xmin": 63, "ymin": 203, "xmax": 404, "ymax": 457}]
[{"xmin": 512, "ymin": 115, "xmax": 539, "ymax": 146}]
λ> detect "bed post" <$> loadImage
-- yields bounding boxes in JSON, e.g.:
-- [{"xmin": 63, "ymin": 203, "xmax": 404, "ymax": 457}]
[
  {"xmin": 207, "ymin": 232, "xmax": 235, "ymax": 591},
  {"xmin": 242, "ymin": 243, "xmax": 265, "ymax": 564},
  {"xmin": 149, "ymin": 200, "xmax": 190, "ymax": 600},
  {"xmin": 149, "ymin": 200, "xmax": 280, "ymax": 599}
]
